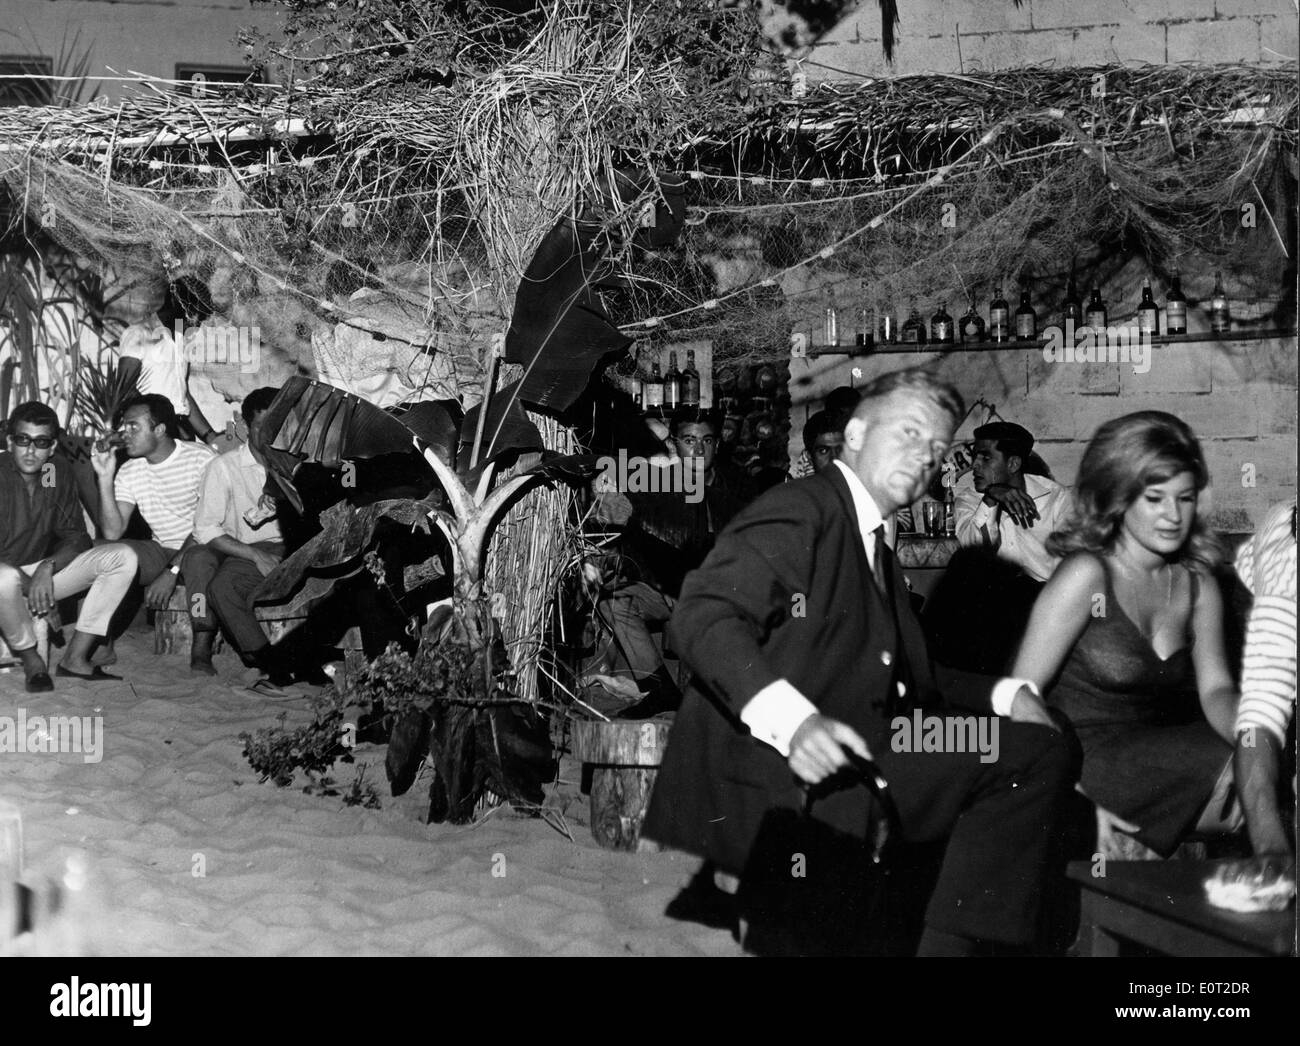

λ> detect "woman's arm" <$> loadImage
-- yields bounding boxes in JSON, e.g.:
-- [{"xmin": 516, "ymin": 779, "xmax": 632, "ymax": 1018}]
[
  {"xmin": 1189, "ymin": 568, "xmax": 1238, "ymax": 744},
  {"xmin": 1010, "ymin": 551, "xmax": 1105, "ymax": 692}
]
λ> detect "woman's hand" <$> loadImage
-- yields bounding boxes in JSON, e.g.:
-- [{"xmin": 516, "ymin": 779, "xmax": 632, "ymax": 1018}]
[{"xmin": 1095, "ymin": 803, "xmax": 1143, "ymax": 856}]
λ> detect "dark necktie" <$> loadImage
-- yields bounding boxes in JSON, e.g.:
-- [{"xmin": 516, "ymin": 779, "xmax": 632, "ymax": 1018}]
[{"xmin": 870, "ymin": 526, "xmax": 891, "ymax": 601}]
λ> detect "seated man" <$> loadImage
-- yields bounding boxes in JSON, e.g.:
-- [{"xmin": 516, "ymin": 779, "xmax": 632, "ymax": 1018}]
[
  {"xmin": 1233, "ymin": 498, "xmax": 1298, "ymax": 855},
  {"xmin": 182, "ymin": 387, "xmax": 287, "ymax": 679},
  {"xmin": 594, "ymin": 407, "xmax": 749, "ymax": 718},
  {"xmin": 955, "ymin": 421, "xmax": 1070, "ymax": 583},
  {"xmin": 801, "ymin": 408, "xmax": 850, "ymax": 476},
  {"xmin": 927, "ymin": 421, "xmax": 1071, "ymax": 674},
  {"xmin": 92, "ymin": 394, "xmax": 216, "ymax": 648},
  {"xmin": 0, "ymin": 401, "xmax": 138, "ymax": 689}
]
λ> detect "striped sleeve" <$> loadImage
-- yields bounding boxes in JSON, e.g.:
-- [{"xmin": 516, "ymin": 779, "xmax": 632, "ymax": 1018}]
[{"xmin": 1234, "ymin": 500, "xmax": 1298, "ymax": 745}]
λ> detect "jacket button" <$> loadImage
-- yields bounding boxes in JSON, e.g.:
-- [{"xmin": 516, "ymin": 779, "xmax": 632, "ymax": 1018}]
[{"xmin": 880, "ymin": 651, "xmax": 893, "ymax": 666}]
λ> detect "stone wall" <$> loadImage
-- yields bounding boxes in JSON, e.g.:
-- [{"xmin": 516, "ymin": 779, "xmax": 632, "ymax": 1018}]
[
  {"xmin": 813, "ymin": 1, "xmax": 1299, "ymax": 79},
  {"xmin": 788, "ymin": 333, "xmax": 1298, "ymax": 532}
]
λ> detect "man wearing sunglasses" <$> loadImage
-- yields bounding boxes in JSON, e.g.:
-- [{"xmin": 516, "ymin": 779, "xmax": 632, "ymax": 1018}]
[{"xmin": 0, "ymin": 402, "xmax": 139, "ymax": 691}]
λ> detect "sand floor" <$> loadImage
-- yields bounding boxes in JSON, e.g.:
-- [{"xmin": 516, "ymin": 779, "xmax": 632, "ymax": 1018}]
[{"xmin": 0, "ymin": 626, "xmax": 743, "ymax": 956}]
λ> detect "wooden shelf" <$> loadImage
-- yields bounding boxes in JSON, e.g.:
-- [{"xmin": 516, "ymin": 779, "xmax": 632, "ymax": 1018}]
[{"xmin": 805, "ymin": 327, "xmax": 1296, "ymax": 357}]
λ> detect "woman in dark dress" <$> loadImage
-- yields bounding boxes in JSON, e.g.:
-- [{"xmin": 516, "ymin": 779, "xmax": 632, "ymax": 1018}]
[{"xmin": 1012, "ymin": 411, "xmax": 1240, "ymax": 856}]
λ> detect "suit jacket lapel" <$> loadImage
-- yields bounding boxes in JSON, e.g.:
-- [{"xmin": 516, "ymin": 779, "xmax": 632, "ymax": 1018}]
[{"xmin": 822, "ymin": 467, "xmax": 896, "ymax": 637}]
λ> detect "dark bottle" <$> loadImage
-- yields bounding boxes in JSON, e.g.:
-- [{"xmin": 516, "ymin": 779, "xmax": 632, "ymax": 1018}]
[
  {"xmin": 855, "ymin": 282, "xmax": 875, "ymax": 350},
  {"xmin": 1085, "ymin": 287, "xmax": 1107, "ymax": 330},
  {"xmin": 94, "ymin": 432, "xmax": 127, "ymax": 454},
  {"xmin": 930, "ymin": 301, "xmax": 954, "ymax": 344},
  {"xmin": 642, "ymin": 359, "xmax": 664, "ymax": 411},
  {"xmin": 1062, "ymin": 279, "xmax": 1083, "ymax": 329},
  {"xmin": 1164, "ymin": 272, "xmax": 1187, "ymax": 334},
  {"xmin": 1014, "ymin": 287, "xmax": 1037, "ymax": 340},
  {"xmin": 988, "ymin": 283, "xmax": 1009, "ymax": 342},
  {"xmin": 663, "ymin": 351, "xmax": 682, "ymax": 410},
  {"xmin": 1136, "ymin": 277, "xmax": 1160, "ymax": 337},
  {"xmin": 1209, "ymin": 271, "xmax": 1231, "ymax": 333},
  {"xmin": 877, "ymin": 300, "xmax": 895, "ymax": 345},
  {"xmin": 681, "ymin": 349, "xmax": 701, "ymax": 408},
  {"xmin": 959, "ymin": 300, "xmax": 986, "ymax": 344},
  {"xmin": 943, "ymin": 482, "xmax": 956, "ymax": 536},
  {"xmin": 901, "ymin": 299, "xmax": 927, "ymax": 345}
]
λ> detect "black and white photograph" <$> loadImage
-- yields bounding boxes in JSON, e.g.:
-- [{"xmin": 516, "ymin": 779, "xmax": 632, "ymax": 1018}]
[{"xmin": 0, "ymin": 0, "xmax": 1295, "ymax": 1006}]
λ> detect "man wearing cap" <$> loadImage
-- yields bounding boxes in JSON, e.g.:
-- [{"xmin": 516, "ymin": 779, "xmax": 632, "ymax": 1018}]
[
  {"xmin": 956, "ymin": 422, "xmax": 1070, "ymax": 584},
  {"xmin": 927, "ymin": 422, "xmax": 1070, "ymax": 675}
]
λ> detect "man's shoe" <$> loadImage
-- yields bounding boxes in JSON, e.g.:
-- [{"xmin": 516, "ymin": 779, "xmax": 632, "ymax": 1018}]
[
  {"xmin": 24, "ymin": 672, "xmax": 54, "ymax": 694},
  {"xmin": 617, "ymin": 667, "xmax": 682, "ymax": 719},
  {"xmin": 664, "ymin": 865, "xmax": 738, "ymax": 933}
]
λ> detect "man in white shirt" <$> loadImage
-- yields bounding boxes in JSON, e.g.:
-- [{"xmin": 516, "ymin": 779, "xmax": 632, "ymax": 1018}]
[
  {"xmin": 642, "ymin": 369, "xmax": 1073, "ymax": 956},
  {"xmin": 92, "ymin": 394, "xmax": 216, "ymax": 650},
  {"xmin": 926, "ymin": 422, "xmax": 1071, "ymax": 675},
  {"xmin": 955, "ymin": 421, "xmax": 1070, "ymax": 583},
  {"xmin": 181, "ymin": 387, "xmax": 286, "ymax": 677}
]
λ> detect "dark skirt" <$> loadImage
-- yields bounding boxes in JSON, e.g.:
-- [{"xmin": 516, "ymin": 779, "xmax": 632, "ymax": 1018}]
[{"xmin": 1075, "ymin": 720, "xmax": 1232, "ymax": 856}]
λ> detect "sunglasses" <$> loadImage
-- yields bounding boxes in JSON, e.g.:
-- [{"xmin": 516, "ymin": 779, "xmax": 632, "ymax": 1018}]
[{"xmin": 9, "ymin": 434, "xmax": 57, "ymax": 450}]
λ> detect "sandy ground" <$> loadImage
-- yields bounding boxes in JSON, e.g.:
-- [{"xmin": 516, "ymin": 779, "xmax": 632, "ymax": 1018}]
[{"xmin": 0, "ymin": 626, "xmax": 743, "ymax": 957}]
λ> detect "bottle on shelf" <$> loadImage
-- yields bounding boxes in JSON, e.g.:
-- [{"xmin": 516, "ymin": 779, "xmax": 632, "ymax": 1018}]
[
  {"xmin": 1062, "ymin": 278, "xmax": 1083, "ymax": 329},
  {"xmin": 1209, "ymin": 271, "xmax": 1231, "ymax": 333},
  {"xmin": 855, "ymin": 282, "xmax": 875, "ymax": 351},
  {"xmin": 681, "ymin": 349, "xmax": 701, "ymax": 408},
  {"xmin": 1085, "ymin": 287, "xmax": 1107, "ymax": 331},
  {"xmin": 663, "ymin": 351, "xmax": 682, "ymax": 410},
  {"xmin": 1015, "ymin": 286, "xmax": 1037, "ymax": 341},
  {"xmin": 643, "ymin": 358, "xmax": 664, "ymax": 412},
  {"xmin": 823, "ymin": 287, "xmax": 840, "ymax": 348},
  {"xmin": 959, "ymin": 299, "xmax": 986, "ymax": 344},
  {"xmin": 901, "ymin": 298, "xmax": 927, "ymax": 345},
  {"xmin": 988, "ymin": 282, "xmax": 1009, "ymax": 342},
  {"xmin": 877, "ymin": 300, "xmax": 895, "ymax": 345},
  {"xmin": 930, "ymin": 301, "xmax": 954, "ymax": 344},
  {"xmin": 1164, "ymin": 271, "xmax": 1187, "ymax": 334},
  {"xmin": 943, "ymin": 482, "xmax": 956, "ymax": 537},
  {"xmin": 1136, "ymin": 276, "xmax": 1160, "ymax": 337}
]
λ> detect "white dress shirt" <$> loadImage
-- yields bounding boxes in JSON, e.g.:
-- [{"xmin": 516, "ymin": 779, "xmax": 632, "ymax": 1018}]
[
  {"xmin": 954, "ymin": 472, "xmax": 1071, "ymax": 583},
  {"xmin": 740, "ymin": 459, "xmax": 1032, "ymax": 756}
]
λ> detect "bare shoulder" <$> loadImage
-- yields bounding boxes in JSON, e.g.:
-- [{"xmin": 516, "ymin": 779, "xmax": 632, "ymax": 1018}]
[{"xmin": 1046, "ymin": 549, "xmax": 1107, "ymax": 597}]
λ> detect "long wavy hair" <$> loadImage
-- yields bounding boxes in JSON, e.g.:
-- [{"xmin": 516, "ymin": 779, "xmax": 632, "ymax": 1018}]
[{"xmin": 1048, "ymin": 411, "xmax": 1222, "ymax": 571}]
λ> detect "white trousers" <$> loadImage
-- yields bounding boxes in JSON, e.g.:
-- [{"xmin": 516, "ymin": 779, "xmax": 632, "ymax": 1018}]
[{"xmin": 0, "ymin": 544, "xmax": 138, "ymax": 650}]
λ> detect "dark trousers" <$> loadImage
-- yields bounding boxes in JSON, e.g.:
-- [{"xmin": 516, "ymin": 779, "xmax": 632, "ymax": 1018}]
[
  {"xmin": 875, "ymin": 715, "xmax": 1074, "ymax": 947},
  {"xmin": 923, "ymin": 548, "xmax": 1043, "ymax": 674},
  {"xmin": 181, "ymin": 544, "xmax": 282, "ymax": 656}
]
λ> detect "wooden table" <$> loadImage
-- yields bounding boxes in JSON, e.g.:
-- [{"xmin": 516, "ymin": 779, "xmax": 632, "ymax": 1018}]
[{"xmin": 1068, "ymin": 859, "xmax": 1296, "ymax": 957}]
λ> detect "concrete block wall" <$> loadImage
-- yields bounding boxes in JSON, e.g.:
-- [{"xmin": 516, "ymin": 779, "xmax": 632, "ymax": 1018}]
[
  {"xmin": 813, "ymin": 1, "xmax": 1298, "ymax": 79},
  {"xmin": 787, "ymin": 334, "xmax": 1298, "ymax": 534}
]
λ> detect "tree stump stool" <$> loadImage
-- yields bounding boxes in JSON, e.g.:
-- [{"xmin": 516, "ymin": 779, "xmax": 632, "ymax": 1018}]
[
  {"xmin": 570, "ymin": 718, "xmax": 671, "ymax": 852},
  {"xmin": 153, "ymin": 586, "xmax": 223, "ymax": 656},
  {"xmin": 341, "ymin": 627, "xmax": 367, "ymax": 682}
]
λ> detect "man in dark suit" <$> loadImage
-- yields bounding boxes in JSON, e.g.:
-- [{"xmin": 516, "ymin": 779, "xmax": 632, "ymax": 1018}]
[{"xmin": 642, "ymin": 369, "xmax": 1074, "ymax": 956}]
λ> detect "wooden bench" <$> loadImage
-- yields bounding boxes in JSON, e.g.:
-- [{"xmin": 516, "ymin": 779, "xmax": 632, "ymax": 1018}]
[
  {"xmin": 153, "ymin": 586, "xmax": 223, "ymax": 656},
  {"xmin": 570, "ymin": 718, "xmax": 671, "ymax": 852}
]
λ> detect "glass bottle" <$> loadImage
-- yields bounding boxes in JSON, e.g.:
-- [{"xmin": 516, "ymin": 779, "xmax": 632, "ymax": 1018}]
[
  {"xmin": 643, "ymin": 359, "xmax": 664, "ymax": 411},
  {"xmin": 930, "ymin": 301, "xmax": 954, "ymax": 344},
  {"xmin": 663, "ymin": 351, "xmax": 681, "ymax": 410},
  {"xmin": 988, "ymin": 282, "xmax": 1009, "ymax": 342},
  {"xmin": 1164, "ymin": 272, "xmax": 1187, "ymax": 335},
  {"xmin": 959, "ymin": 300, "xmax": 986, "ymax": 344},
  {"xmin": 681, "ymin": 349, "xmax": 701, "ymax": 408},
  {"xmin": 855, "ymin": 282, "xmax": 875, "ymax": 351},
  {"xmin": 943, "ymin": 482, "xmax": 956, "ymax": 537},
  {"xmin": 823, "ymin": 287, "xmax": 839, "ymax": 348},
  {"xmin": 877, "ymin": 300, "xmax": 895, "ymax": 345},
  {"xmin": 1136, "ymin": 277, "xmax": 1160, "ymax": 337},
  {"xmin": 901, "ymin": 298, "xmax": 927, "ymax": 345},
  {"xmin": 1015, "ymin": 286, "xmax": 1037, "ymax": 340},
  {"xmin": 1085, "ymin": 287, "xmax": 1107, "ymax": 330},
  {"xmin": 1209, "ymin": 271, "xmax": 1231, "ymax": 333},
  {"xmin": 1062, "ymin": 278, "xmax": 1083, "ymax": 329}
]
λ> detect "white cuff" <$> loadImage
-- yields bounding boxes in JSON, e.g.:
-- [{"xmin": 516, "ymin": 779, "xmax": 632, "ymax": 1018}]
[
  {"xmin": 740, "ymin": 679, "xmax": 820, "ymax": 757},
  {"xmin": 992, "ymin": 677, "xmax": 1039, "ymax": 717}
]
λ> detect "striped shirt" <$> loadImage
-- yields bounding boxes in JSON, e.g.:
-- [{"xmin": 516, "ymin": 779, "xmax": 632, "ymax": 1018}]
[
  {"xmin": 114, "ymin": 440, "xmax": 216, "ymax": 550},
  {"xmin": 1234, "ymin": 499, "xmax": 1297, "ymax": 745}
]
